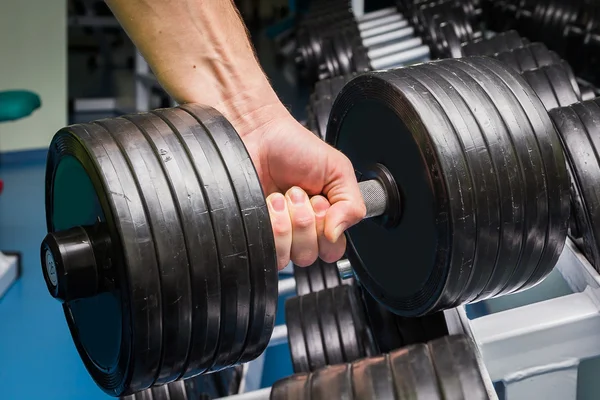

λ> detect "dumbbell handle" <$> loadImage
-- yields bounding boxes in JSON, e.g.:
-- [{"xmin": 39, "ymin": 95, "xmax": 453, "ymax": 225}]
[
  {"xmin": 359, "ymin": 179, "xmax": 388, "ymax": 219},
  {"xmin": 358, "ymin": 13, "xmax": 403, "ymax": 31},
  {"xmin": 360, "ymin": 19, "xmax": 409, "ymax": 40},
  {"xmin": 368, "ymin": 36, "xmax": 423, "ymax": 60},
  {"xmin": 356, "ymin": 6, "xmax": 397, "ymax": 22}
]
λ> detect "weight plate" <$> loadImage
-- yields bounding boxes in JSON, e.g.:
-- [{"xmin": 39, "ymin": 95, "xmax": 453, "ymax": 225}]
[
  {"xmin": 527, "ymin": 43, "xmax": 557, "ymax": 68},
  {"xmin": 327, "ymin": 62, "xmax": 475, "ymax": 316},
  {"xmin": 351, "ymin": 355, "xmax": 396, "ymax": 399},
  {"xmin": 390, "ymin": 66, "xmax": 477, "ymax": 309},
  {"xmin": 45, "ymin": 122, "xmax": 163, "ymax": 395},
  {"xmin": 179, "ymin": 104, "xmax": 278, "ymax": 364},
  {"xmin": 285, "ymin": 295, "xmax": 311, "ymax": 373},
  {"xmin": 315, "ymin": 97, "xmax": 334, "ymax": 142},
  {"xmin": 358, "ymin": 285, "xmax": 404, "ymax": 353},
  {"xmin": 270, "ymin": 372, "xmax": 311, "ymax": 400},
  {"xmin": 302, "ymin": 291, "xmax": 328, "ymax": 372},
  {"xmin": 316, "ymin": 289, "xmax": 345, "ymax": 366},
  {"xmin": 428, "ymin": 335, "xmax": 489, "ymax": 400},
  {"xmin": 419, "ymin": 311, "xmax": 450, "ymax": 342},
  {"xmin": 405, "ymin": 60, "xmax": 523, "ymax": 301},
  {"xmin": 436, "ymin": 58, "xmax": 540, "ymax": 300},
  {"xmin": 310, "ymin": 364, "xmax": 353, "ymax": 399},
  {"xmin": 152, "ymin": 108, "xmax": 250, "ymax": 370},
  {"xmin": 334, "ymin": 285, "xmax": 372, "ymax": 362},
  {"xmin": 541, "ymin": 64, "xmax": 579, "ymax": 107},
  {"xmin": 511, "ymin": 46, "xmax": 539, "ymax": 72},
  {"xmin": 522, "ymin": 68, "xmax": 560, "ymax": 110},
  {"xmin": 549, "ymin": 101, "xmax": 600, "ymax": 270},
  {"xmin": 293, "ymin": 259, "xmax": 341, "ymax": 296},
  {"xmin": 408, "ymin": 65, "xmax": 500, "ymax": 306},
  {"xmin": 390, "ymin": 344, "xmax": 443, "ymax": 399},
  {"xmin": 475, "ymin": 58, "xmax": 568, "ymax": 293},
  {"xmin": 124, "ymin": 112, "xmax": 220, "ymax": 378},
  {"xmin": 96, "ymin": 117, "xmax": 193, "ymax": 384}
]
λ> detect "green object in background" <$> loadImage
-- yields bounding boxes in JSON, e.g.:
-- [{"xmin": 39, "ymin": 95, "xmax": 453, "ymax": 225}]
[{"xmin": 0, "ymin": 90, "xmax": 41, "ymax": 123}]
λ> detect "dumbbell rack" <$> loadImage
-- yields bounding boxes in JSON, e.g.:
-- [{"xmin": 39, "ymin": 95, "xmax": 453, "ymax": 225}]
[{"xmin": 212, "ymin": 237, "xmax": 600, "ymax": 400}]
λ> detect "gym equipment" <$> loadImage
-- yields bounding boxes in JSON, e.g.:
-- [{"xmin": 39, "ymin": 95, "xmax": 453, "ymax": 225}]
[
  {"xmin": 292, "ymin": 260, "xmax": 342, "ymax": 296},
  {"xmin": 120, "ymin": 366, "xmax": 242, "ymax": 400},
  {"xmin": 43, "ymin": 55, "xmax": 600, "ymax": 396},
  {"xmin": 270, "ymin": 335, "xmax": 490, "ymax": 400}
]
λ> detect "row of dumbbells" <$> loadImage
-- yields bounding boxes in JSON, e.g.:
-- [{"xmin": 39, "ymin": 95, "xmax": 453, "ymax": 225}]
[
  {"xmin": 483, "ymin": 0, "xmax": 600, "ymax": 85},
  {"xmin": 305, "ymin": 30, "xmax": 594, "ymax": 140},
  {"xmin": 294, "ymin": 0, "xmax": 482, "ymax": 83}
]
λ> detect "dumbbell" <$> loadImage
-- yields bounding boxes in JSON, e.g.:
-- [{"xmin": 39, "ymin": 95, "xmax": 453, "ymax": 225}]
[
  {"xmin": 461, "ymin": 34, "xmax": 582, "ymax": 109},
  {"xmin": 316, "ymin": 27, "xmax": 431, "ymax": 80},
  {"xmin": 295, "ymin": 10, "xmax": 409, "ymax": 80},
  {"xmin": 263, "ymin": 335, "xmax": 493, "ymax": 400}
]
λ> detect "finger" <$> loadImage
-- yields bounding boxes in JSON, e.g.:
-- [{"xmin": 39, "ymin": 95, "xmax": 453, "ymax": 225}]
[
  {"xmin": 323, "ymin": 152, "xmax": 367, "ymax": 242},
  {"xmin": 286, "ymin": 186, "xmax": 319, "ymax": 267},
  {"xmin": 266, "ymin": 192, "xmax": 292, "ymax": 270},
  {"xmin": 311, "ymin": 195, "xmax": 346, "ymax": 263}
]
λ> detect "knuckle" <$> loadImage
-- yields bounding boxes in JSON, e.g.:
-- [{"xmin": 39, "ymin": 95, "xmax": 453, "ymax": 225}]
[
  {"xmin": 272, "ymin": 218, "xmax": 291, "ymax": 236},
  {"xmin": 292, "ymin": 213, "xmax": 315, "ymax": 230}
]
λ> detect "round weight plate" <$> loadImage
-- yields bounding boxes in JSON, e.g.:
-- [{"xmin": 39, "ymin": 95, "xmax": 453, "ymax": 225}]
[
  {"xmin": 270, "ymin": 372, "xmax": 311, "ymax": 400},
  {"xmin": 428, "ymin": 335, "xmax": 489, "ymax": 400},
  {"xmin": 310, "ymin": 364, "xmax": 353, "ymax": 399},
  {"xmin": 358, "ymin": 285, "xmax": 404, "ymax": 353},
  {"xmin": 477, "ymin": 58, "xmax": 569, "ymax": 293},
  {"xmin": 522, "ymin": 68, "xmax": 560, "ymax": 110},
  {"xmin": 511, "ymin": 46, "xmax": 538, "ymax": 72},
  {"xmin": 314, "ymin": 97, "xmax": 334, "ymax": 142},
  {"xmin": 426, "ymin": 61, "xmax": 523, "ymax": 300},
  {"xmin": 124, "ymin": 113, "xmax": 221, "ymax": 377},
  {"xmin": 316, "ymin": 289, "xmax": 345, "ymax": 366},
  {"xmin": 527, "ymin": 43, "xmax": 557, "ymax": 68},
  {"xmin": 293, "ymin": 259, "xmax": 342, "ymax": 296},
  {"xmin": 334, "ymin": 285, "xmax": 370, "ymax": 361},
  {"xmin": 542, "ymin": 65, "xmax": 579, "ymax": 107},
  {"xmin": 444, "ymin": 58, "xmax": 546, "ymax": 299},
  {"xmin": 351, "ymin": 355, "xmax": 396, "ymax": 399},
  {"xmin": 96, "ymin": 118, "xmax": 193, "ymax": 384},
  {"xmin": 550, "ymin": 101, "xmax": 600, "ymax": 270},
  {"xmin": 301, "ymin": 292, "xmax": 328, "ymax": 371},
  {"xmin": 327, "ymin": 64, "xmax": 474, "ymax": 316},
  {"xmin": 406, "ymin": 65, "xmax": 500, "ymax": 306},
  {"xmin": 46, "ymin": 123, "xmax": 162, "ymax": 395},
  {"xmin": 285, "ymin": 296, "xmax": 311, "ymax": 373},
  {"xmin": 389, "ymin": 344, "xmax": 443, "ymax": 399},
  {"xmin": 152, "ymin": 108, "xmax": 250, "ymax": 370},
  {"xmin": 389, "ymin": 67, "xmax": 477, "ymax": 309},
  {"xmin": 179, "ymin": 104, "xmax": 278, "ymax": 364}
]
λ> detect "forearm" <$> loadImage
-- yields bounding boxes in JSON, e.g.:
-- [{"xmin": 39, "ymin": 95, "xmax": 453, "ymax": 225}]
[{"xmin": 105, "ymin": 0, "xmax": 288, "ymax": 135}]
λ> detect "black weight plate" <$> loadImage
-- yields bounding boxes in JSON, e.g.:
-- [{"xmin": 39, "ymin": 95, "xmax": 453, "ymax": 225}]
[
  {"xmin": 428, "ymin": 335, "xmax": 489, "ymax": 400},
  {"xmin": 418, "ymin": 61, "xmax": 523, "ymax": 301},
  {"xmin": 527, "ymin": 43, "xmax": 557, "ymax": 68},
  {"xmin": 475, "ymin": 58, "xmax": 569, "ymax": 293},
  {"xmin": 96, "ymin": 117, "xmax": 193, "ymax": 384},
  {"xmin": 327, "ymin": 67, "xmax": 470, "ymax": 316},
  {"xmin": 293, "ymin": 259, "xmax": 341, "ymax": 296},
  {"xmin": 494, "ymin": 49, "xmax": 521, "ymax": 72},
  {"xmin": 407, "ymin": 65, "xmax": 500, "ymax": 306},
  {"xmin": 46, "ymin": 122, "xmax": 162, "ymax": 395},
  {"xmin": 285, "ymin": 296, "xmax": 311, "ymax": 373},
  {"xmin": 389, "ymin": 344, "xmax": 443, "ymax": 399},
  {"xmin": 124, "ymin": 113, "xmax": 220, "ymax": 378},
  {"xmin": 151, "ymin": 108, "xmax": 250, "ymax": 370},
  {"xmin": 419, "ymin": 311, "xmax": 449, "ymax": 342},
  {"xmin": 179, "ymin": 104, "xmax": 278, "ymax": 364},
  {"xmin": 347, "ymin": 285, "xmax": 377, "ymax": 358},
  {"xmin": 310, "ymin": 364, "xmax": 353, "ymax": 400},
  {"xmin": 358, "ymin": 285, "xmax": 404, "ymax": 353},
  {"xmin": 302, "ymin": 292, "xmax": 328, "ymax": 371},
  {"xmin": 444, "ymin": 58, "xmax": 544, "ymax": 299},
  {"xmin": 315, "ymin": 79, "xmax": 333, "ymax": 100},
  {"xmin": 521, "ymin": 68, "xmax": 559, "ymax": 110},
  {"xmin": 316, "ymin": 289, "xmax": 344, "ymax": 366},
  {"xmin": 511, "ymin": 46, "xmax": 538, "ymax": 72},
  {"xmin": 389, "ymin": 67, "xmax": 477, "ymax": 309},
  {"xmin": 315, "ymin": 97, "xmax": 333, "ymax": 142},
  {"xmin": 542, "ymin": 65, "xmax": 579, "ymax": 107},
  {"xmin": 351, "ymin": 355, "xmax": 395, "ymax": 399},
  {"xmin": 559, "ymin": 60, "xmax": 582, "ymax": 100},
  {"xmin": 270, "ymin": 372, "xmax": 311, "ymax": 400},
  {"xmin": 334, "ymin": 285, "xmax": 369, "ymax": 362},
  {"xmin": 550, "ymin": 101, "xmax": 600, "ymax": 269}
]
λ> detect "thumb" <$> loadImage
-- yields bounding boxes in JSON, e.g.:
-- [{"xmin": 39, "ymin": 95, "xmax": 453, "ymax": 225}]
[{"xmin": 323, "ymin": 153, "xmax": 366, "ymax": 243}]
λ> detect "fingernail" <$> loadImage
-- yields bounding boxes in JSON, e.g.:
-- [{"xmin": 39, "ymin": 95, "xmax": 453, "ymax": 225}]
[
  {"xmin": 270, "ymin": 195, "xmax": 286, "ymax": 212},
  {"xmin": 332, "ymin": 222, "xmax": 347, "ymax": 242},
  {"xmin": 289, "ymin": 187, "xmax": 306, "ymax": 205},
  {"xmin": 313, "ymin": 199, "xmax": 329, "ymax": 217}
]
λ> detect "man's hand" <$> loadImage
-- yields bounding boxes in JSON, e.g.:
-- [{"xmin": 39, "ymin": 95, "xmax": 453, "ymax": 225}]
[
  {"xmin": 105, "ymin": 0, "xmax": 366, "ymax": 269},
  {"xmin": 236, "ymin": 106, "xmax": 366, "ymax": 270}
]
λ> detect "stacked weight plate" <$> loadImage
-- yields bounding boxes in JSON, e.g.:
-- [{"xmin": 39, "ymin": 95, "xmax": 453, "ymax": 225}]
[
  {"xmin": 327, "ymin": 56, "xmax": 570, "ymax": 316},
  {"xmin": 120, "ymin": 366, "xmax": 243, "ymax": 400},
  {"xmin": 549, "ymin": 98, "xmax": 600, "ymax": 272},
  {"xmin": 461, "ymin": 32, "xmax": 582, "ymax": 110},
  {"xmin": 271, "ymin": 335, "xmax": 491, "ymax": 400},
  {"xmin": 482, "ymin": 0, "xmax": 600, "ymax": 86},
  {"xmin": 40, "ymin": 105, "xmax": 278, "ymax": 396}
]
